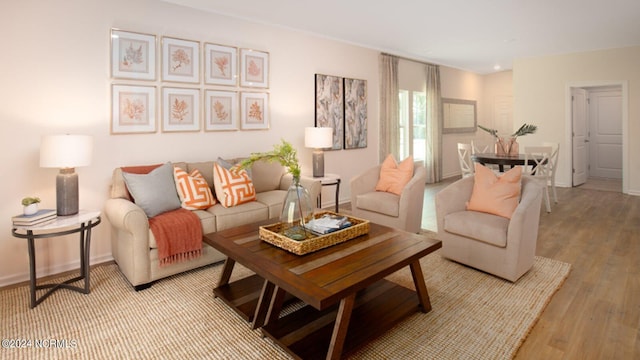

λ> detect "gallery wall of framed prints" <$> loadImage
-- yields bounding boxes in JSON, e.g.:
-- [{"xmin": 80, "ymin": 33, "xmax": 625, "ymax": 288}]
[{"xmin": 109, "ymin": 28, "xmax": 270, "ymax": 134}]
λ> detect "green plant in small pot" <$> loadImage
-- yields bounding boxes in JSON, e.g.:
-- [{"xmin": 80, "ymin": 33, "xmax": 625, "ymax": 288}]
[
  {"xmin": 478, "ymin": 123, "xmax": 537, "ymax": 156},
  {"xmin": 235, "ymin": 140, "xmax": 313, "ymax": 240},
  {"xmin": 21, "ymin": 196, "xmax": 41, "ymax": 216}
]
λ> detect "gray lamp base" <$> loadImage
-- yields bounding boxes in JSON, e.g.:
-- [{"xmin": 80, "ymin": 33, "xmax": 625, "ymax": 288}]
[
  {"xmin": 56, "ymin": 168, "xmax": 79, "ymax": 216},
  {"xmin": 312, "ymin": 150, "xmax": 325, "ymax": 178}
]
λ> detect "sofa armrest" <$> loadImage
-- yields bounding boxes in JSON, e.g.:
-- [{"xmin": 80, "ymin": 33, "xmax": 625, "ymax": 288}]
[
  {"xmin": 104, "ymin": 198, "xmax": 152, "ymax": 286},
  {"xmin": 104, "ymin": 198, "xmax": 149, "ymax": 235}
]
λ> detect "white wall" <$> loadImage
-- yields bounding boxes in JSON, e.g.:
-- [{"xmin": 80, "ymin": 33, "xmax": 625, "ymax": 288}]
[
  {"xmin": 513, "ymin": 46, "xmax": 640, "ymax": 193},
  {"xmin": 0, "ymin": 0, "xmax": 380, "ymax": 285}
]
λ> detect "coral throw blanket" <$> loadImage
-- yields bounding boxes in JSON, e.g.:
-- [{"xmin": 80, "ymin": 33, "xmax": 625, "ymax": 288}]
[{"xmin": 149, "ymin": 208, "xmax": 202, "ymax": 266}]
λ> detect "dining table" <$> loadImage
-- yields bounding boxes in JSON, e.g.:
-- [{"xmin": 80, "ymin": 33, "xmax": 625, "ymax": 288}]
[{"xmin": 471, "ymin": 153, "xmax": 542, "ymax": 172}]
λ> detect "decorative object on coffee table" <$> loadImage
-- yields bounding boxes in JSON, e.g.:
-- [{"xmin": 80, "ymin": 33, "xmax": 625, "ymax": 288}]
[
  {"xmin": 478, "ymin": 123, "xmax": 537, "ymax": 156},
  {"xmin": 259, "ymin": 211, "xmax": 369, "ymax": 255},
  {"xmin": 236, "ymin": 140, "xmax": 313, "ymax": 240}
]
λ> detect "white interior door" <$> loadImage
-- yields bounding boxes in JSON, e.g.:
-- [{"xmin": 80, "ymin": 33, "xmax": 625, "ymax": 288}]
[
  {"xmin": 588, "ymin": 89, "xmax": 622, "ymax": 179},
  {"xmin": 572, "ymin": 88, "xmax": 588, "ymax": 186}
]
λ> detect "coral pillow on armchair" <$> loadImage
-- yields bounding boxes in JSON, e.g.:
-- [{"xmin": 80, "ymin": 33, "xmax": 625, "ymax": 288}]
[
  {"xmin": 375, "ymin": 154, "xmax": 414, "ymax": 195},
  {"xmin": 466, "ymin": 163, "xmax": 522, "ymax": 219},
  {"xmin": 213, "ymin": 162, "xmax": 256, "ymax": 208}
]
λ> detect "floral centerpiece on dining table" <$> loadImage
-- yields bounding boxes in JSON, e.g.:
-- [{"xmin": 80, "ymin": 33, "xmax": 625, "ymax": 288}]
[{"xmin": 478, "ymin": 123, "xmax": 538, "ymax": 156}]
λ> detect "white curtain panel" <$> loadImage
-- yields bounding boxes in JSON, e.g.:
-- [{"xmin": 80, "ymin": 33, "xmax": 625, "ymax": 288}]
[{"xmin": 378, "ymin": 54, "xmax": 400, "ymax": 163}]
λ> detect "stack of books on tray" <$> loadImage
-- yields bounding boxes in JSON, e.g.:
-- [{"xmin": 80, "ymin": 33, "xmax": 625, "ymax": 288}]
[
  {"xmin": 305, "ymin": 214, "xmax": 352, "ymax": 235},
  {"xmin": 12, "ymin": 209, "xmax": 57, "ymax": 227}
]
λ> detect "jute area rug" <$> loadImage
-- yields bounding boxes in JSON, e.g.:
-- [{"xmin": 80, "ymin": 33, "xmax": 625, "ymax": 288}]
[{"xmin": 1, "ymin": 251, "xmax": 570, "ymax": 360}]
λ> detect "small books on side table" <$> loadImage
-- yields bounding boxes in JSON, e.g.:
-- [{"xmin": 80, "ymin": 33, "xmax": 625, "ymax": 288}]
[
  {"xmin": 305, "ymin": 214, "xmax": 352, "ymax": 235},
  {"xmin": 12, "ymin": 209, "xmax": 57, "ymax": 227}
]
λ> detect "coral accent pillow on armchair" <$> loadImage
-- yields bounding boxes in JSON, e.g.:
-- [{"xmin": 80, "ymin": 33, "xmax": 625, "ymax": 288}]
[
  {"xmin": 375, "ymin": 154, "xmax": 414, "ymax": 195},
  {"xmin": 466, "ymin": 163, "xmax": 522, "ymax": 219}
]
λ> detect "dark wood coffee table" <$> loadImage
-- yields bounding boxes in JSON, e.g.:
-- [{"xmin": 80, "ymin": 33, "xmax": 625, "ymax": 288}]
[{"xmin": 203, "ymin": 219, "xmax": 441, "ymax": 360}]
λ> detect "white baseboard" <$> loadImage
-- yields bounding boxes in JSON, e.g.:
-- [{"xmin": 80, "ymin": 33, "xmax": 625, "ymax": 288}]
[{"xmin": 0, "ymin": 254, "xmax": 114, "ymax": 288}]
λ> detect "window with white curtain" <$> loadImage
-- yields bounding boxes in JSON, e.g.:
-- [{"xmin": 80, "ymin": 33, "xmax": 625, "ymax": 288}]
[{"xmin": 398, "ymin": 89, "xmax": 426, "ymax": 161}]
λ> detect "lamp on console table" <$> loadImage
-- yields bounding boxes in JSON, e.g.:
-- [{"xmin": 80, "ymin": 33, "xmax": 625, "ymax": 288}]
[
  {"xmin": 40, "ymin": 134, "xmax": 93, "ymax": 216},
  {"xmin": 304, "ymin": 127, "xmax": 333, "ymax": 178}
]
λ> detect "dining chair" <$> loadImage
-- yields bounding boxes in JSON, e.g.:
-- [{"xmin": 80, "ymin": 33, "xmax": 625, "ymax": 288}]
[
  {"xmin": 457, "ymin": 143, "xmax": 474, "ymax": 178},
  {"xmin": 523, "ymin": 146, "xmax": 553, "ymax": 213},
  {"xmin": 542, "ymin": 142, "xmax": 560, "ymax": 203},
  {"xmin": 471, "ymin": 140, "xmax": 492, "ymax": 154}
]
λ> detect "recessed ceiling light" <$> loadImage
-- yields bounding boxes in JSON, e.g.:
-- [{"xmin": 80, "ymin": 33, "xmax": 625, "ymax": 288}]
[{"xmin": 493, "ymin": 64, "xmax": 502, "ymax": 71}]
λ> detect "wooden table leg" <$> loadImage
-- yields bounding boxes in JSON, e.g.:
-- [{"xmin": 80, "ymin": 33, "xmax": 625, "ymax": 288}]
[
  {"xmin": 265, "ymin": 286, "xmax": 287, "ymax": 326},
  {"xmin": 327, "ymin": 293, "xmax": 356, "ymax": 360},
  {"xmin": 252, "ymin": 280, "xmax": 275, "ymax": 329},
  {"xmin": 410, "ymin": 260, "xmax": 432, "ymax": 313},
  {"xmin": 216, "ymin": 257, "xmax": 235, "ymax": 290}
]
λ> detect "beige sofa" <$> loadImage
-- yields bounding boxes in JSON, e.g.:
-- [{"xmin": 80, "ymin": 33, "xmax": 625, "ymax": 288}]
[
  {"xmin": 104, "ymin": 159, "xmax": 321, "ymax": 290},
  {"xmin": 435, "ymin": 175, "xmax": 543, "ymax": 282}
]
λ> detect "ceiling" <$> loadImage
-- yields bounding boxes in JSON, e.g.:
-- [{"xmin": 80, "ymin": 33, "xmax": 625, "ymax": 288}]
[{"xmin": 161, "ymin": 0, "xmax": 640, "ymax": 74}]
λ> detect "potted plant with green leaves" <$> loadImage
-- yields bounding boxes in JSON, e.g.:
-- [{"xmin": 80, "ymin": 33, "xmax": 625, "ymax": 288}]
[
  {"xmin": 21, "ymin": 196, "xmax": 41, "ymax": 215},
  {"xmin": 235, "ymin": 140, "xmax": 312, "ymax": 240},
  {"xmin": 479, "ymin": 123, "xmax": 537, "ymax": 156}
]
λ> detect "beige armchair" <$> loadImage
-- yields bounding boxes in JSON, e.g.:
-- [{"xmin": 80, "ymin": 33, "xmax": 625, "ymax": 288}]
[
  {"xmin": 350, "ymin": 161, "xmax": 426, "ymax": 233},
  {"xmin": 435, "ymin": 175, "xmax": 543, "ymax": 282}
]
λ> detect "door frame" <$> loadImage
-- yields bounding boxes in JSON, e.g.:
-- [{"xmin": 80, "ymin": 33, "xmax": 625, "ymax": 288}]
[{"xmin": 565, "ymin": 80, "xmax": 628, "ymax": 194}]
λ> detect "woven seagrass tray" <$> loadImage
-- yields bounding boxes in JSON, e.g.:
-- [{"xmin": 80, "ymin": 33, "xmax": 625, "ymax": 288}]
[{"xmin": 259, "ymin": 211, "xmax": 370, "ymax": 255}]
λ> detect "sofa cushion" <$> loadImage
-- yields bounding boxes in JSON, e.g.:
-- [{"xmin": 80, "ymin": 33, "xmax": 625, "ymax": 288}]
[
  {"xmin": 173, "ymin": 167, "xmax": 216, "ymax": 210},
  {"xmin": 375, "ymin": 154, "xmax": 414, "ymax": 195},
  {"xmin": 355, "ymin": 191, "xmax": 400, "ymax": 217},
  {"xmin": 207, "ymin": 201, "xmax": 269, "ymax": 231},
  {"xmin": 213, "ymin": 162, "xmax": 257, "ymax": 207},
  {"xmin": 255, "ymin": 189, "xmax": 288, "ymax": 218},
  {"xmin": 249, "ymin": 160, "xmax": 286, "ymax": 193},
  {"xmin": 466, "ymin": 163, "xmax": 522, "ymax": 219},
  {"xmin": 444, "ymin": 210, "xmax": 509, "ymax": 247},
  {"xmin": 122, "ymin": 162, "xmax": 182, "ymax": 217}
]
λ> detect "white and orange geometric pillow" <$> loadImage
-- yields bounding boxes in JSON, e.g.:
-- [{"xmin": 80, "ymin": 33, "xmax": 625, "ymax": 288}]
[
  {"xmin": 212, "ymin": 162, "xmax": 257, "ymax": 208},
  {"xmin": 173, "ymin": 167, "xmax": 216, "ymax": 210}
]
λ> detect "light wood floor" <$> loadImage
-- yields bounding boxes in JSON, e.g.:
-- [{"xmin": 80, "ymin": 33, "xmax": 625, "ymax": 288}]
[{"xmin": 423, "ymin": 179, "xmax": 640, "ymax": 359}]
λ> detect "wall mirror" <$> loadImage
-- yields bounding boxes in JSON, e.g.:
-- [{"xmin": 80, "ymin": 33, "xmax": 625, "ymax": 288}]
[{"xmin": 442, "ymin": 98, "xmax": 477, "ymax": 133}]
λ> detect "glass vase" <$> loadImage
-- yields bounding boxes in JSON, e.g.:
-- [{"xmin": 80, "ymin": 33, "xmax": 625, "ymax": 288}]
[{"xmin": 280, "ymin": 181, "xmax": 314, "ymax": 240}]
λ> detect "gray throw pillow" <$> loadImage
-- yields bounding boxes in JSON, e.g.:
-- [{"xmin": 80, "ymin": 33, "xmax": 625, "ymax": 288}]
[{"xmin": 122, "ymin": 162, "xmax": 181, "ymax": 217}]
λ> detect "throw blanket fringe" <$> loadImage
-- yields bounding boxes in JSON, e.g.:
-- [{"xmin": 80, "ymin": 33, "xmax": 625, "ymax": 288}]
[{"xmin": 149, "ymin": 208, "xmax": 202, "ymax": 267}]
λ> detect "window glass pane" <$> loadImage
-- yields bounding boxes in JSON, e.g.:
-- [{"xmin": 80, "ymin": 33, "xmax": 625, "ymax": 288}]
[
  {"xmin": 413, "ymin": 92, "xmax": 426, "ymax": 161},
  {"xmin": 398, "ymin": 90, "xmax": 409, "ymax": 159}
]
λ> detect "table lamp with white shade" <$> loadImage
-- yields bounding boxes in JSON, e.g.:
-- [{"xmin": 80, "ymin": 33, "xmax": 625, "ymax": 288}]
[
  {"xmin": 40, "ymin": 134, "xmax": 93, "ymax": 216},
  {"xmin": 304, "ymin": 127, "xmax": 333, "ymax": 178}
]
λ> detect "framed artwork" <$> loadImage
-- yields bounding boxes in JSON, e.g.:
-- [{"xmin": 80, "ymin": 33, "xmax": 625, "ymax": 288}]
[
  {"xmin": 204, "ymin": 43, "xmax": 237, "ymax": 86},
  {"xmin": 110, "ymin": 29, "xmax": 156, "ymax": 80},
  {"xmin": 162, "ymin": 37, "xmax": 200, "ymax": 83},
  {"xmin": 161, "ymin": 87, "xmax": 200, "ymax": 132},
  {"xmin": 314, "ymin": 74, "xmax": 344, "ymax": 150},
  {"xmin": 204, "ymin": 90, "xmax": 238, "ymax": 131},
  {"xmin": 111, "ymin": 84, "xmax": 156, "ymax": 134},
  {"xmin": 344, "ymin": 78, "xmax": 368, "ymax": 149},
  {"xmin": 240, "ymin": 92, "xmax": 269, "ymax": 130},
  {"xmin": 240, "ymin": 49, "xmax": 269, "ymax": 88}
]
